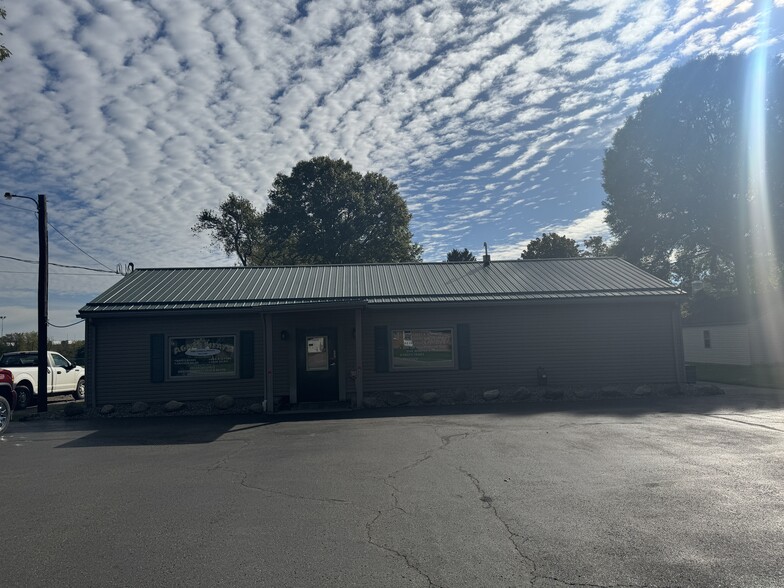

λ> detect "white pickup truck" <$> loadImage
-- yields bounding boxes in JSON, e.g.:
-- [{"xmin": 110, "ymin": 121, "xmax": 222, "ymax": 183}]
[{"xmin": 0, "ymin": 351, "xmax": 86, "ymax": 409}]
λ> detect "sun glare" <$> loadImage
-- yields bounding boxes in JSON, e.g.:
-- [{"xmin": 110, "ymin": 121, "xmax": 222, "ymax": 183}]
[{"xmin": 744, "ymin": 0, "xmax": 784, "ymax": 363}]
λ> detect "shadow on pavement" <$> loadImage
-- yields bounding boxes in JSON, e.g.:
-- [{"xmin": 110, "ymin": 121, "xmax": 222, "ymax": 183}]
[
  {"xmin": 39, "ymin": 383, "xmax": 782, "ymax": 448},
  {"xmin": 54, "ymin": 415, "xmax": 274, "ymax": 448}
]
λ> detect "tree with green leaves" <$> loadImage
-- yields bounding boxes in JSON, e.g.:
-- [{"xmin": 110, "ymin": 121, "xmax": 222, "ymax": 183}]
[
  {"xmin": 262, "ymin": 156, "xmax": 422, "ymax": 264},
  {"xmin": 521, "ymin": 233, "xmax": 581, "ymax": 259},
  {"xmin": 446, "ymin": 248, "xmax": 476, "ymax": 262},
  {"xmin": 582, "ymin": 235, "xmax": 610, "ymax": 257},
  {"xmin": 192, "ymin": 193, "xmax": 270, "ymax": 266},
  {"xmin": 1, "ymin": 7, "xmax": 11, "ymax": 62},
  {"xmin": 602, "ymin": 52, "xmax": 784, "ymax": 294}
]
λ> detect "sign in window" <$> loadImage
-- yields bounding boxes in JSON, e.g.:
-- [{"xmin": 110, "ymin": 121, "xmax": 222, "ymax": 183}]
[
  {"xmin": 169, "ymin": 336, "xmax": 236, "ymax": 378},
  {"xmin": 391, "ymin": 328, "xmax": 454, "ymax": 369}
]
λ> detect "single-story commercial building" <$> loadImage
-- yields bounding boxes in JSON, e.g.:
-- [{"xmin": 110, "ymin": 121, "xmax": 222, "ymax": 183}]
[{"xmin": 78, "ymin": 257, "xmax": 686, "ymax": 412}]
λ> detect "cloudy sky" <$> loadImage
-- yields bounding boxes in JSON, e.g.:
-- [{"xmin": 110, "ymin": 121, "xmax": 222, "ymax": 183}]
[{"xmin": 1, "ymin": 0, "xmax": 783, "ymax": 336}]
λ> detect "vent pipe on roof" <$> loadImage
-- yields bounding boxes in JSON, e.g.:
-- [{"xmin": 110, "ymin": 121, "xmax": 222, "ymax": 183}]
[
  {"xmin": 483, "ymin": 242, "xmax": 490, "ymax": 267},
  {"xmin": 117, "ymin": 262, "xmax": 135, "ymax": 276}
]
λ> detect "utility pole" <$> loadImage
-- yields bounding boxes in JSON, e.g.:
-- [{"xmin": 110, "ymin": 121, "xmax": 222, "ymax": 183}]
[
  {"xmin": 4, "ymin": 192, "xmax": 48, "ymax": 412},
  {"xmin": 0, "ymin": 315, "xmax": 5, "ymax": 337},
  {"xmin": 37, "ymin": 194, "xmax": 48, "ymax": 413}
]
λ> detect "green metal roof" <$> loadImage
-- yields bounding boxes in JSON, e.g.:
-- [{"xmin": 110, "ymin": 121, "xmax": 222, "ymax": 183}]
[{"xmin": 78, "ymin": 258, "xmax": 683, "ymax": 315}]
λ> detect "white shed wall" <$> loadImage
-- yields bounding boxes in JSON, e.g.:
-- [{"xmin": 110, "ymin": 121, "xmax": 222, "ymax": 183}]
[
  {"xmin": 748, "ymin": 317, "xmax": 784, "ymax": 365},
  {"xmin": 683, "ymin": 324, "xmax": 752, "ymax": 365}
]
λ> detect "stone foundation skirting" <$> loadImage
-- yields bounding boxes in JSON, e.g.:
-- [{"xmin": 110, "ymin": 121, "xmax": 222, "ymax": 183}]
[
  {"xmin": 360, "ymin": 382, "xmax": 723, "ymax": 409},
  {"xmin": 74, "ymin": 383, "xmax": 722, "ymax": 418}
]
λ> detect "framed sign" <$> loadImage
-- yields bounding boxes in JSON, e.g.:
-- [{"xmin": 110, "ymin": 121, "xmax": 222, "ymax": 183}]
[
  {"xmin": 391, "ymin": 328, "xmax": 454, "ymax": 369},
  {"xmin": 169, "ymin": 336, "xmax": 236, "ymax": 379}
]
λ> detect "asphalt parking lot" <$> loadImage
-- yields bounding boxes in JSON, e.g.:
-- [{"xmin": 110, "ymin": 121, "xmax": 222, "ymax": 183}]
[{"xmin": 2, "ymin": 385, "xmax": 783, "ymax": 588}]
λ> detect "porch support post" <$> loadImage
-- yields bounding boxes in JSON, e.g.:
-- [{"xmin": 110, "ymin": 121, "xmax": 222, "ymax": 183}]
[
  {"xmin": 87, "ymin": 318, "xmax": 97, "ymax": 409},
  {"xmin": 264, "ymin": 313, "xmax": 274, "ymax": 413},
  {"xmin": 354, "ymin": 308, "xmax": 363, "ymax": 409}
]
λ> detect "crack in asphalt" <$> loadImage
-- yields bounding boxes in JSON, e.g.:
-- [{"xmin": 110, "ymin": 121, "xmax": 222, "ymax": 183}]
[
  {"xmin": 365, "ymin": 509, "xmax": 445, "ymax": 588},
  {"xmin": 210, "ymin": 424, "xmax": 480, "ymax": 586},
  {"xmin": 459, "ymin": 467, "xmax": 537, "ymax": 586},
  {"xmin": 699, "ymin": 413, "xmax": 784, "ymax": 433},
  {"xmin": 381, "ymin": 477, "xmax": 410, "ymax": 514},
  {"xmin": 534, "ymin": 577, "xmax": 678, "ymax": 588},
  {"xmin": 208, "ymin": 439, "xmax": 356, "ymax": 506},
  {"xmin": 210, "ymin": 443, "xmax": 433, "ymax": 584},
  {"xmin": 388, "ymin": 427, "xmax": 474, "ymax": 479},
  {"xmin": 241, "ymin": 476, "xmax": 353, "ymax": 504},
  {"xmin": 362, "ymin": 426, "xmax": 476, "ymax": 587},
  {"xmin": 207, "ymin": 438, "xmax": 252, "ymax": 472},
  {"xmin": 458, "ymin": 467, "xmax": 680, "ymax": 588}
]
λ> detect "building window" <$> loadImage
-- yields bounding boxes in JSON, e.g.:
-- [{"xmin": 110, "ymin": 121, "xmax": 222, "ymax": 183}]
[
  {"xmin": 169, "ymin": 335, "xmax": 237, "ymax": 379},
  {"xmin": 391, "ymin": 328, "xmax": 455, "ymax": 370},
  {"xmin": 703, "ymin": 330, "xmax": 711, "ymax": 349}
]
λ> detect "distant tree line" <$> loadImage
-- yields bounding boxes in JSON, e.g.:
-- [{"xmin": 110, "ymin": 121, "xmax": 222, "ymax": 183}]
[
  {"xmin": 444, "ymin": 235, "xmax": 609, "ymax": 262},
  {"xmin": 520, "ymin": 233, "xmax": 609, "ymax": 259},
  {"xmin": 0, "ymin": 333, "xmax": 84, "ymax": 361}
]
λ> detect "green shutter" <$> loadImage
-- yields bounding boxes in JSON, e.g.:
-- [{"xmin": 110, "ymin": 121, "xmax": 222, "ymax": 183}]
[
  {"xmin": 374, "ymin": 326, "xmax": 389, "ymax": 373},
  {"xmin": 150, "ymin": 334, "xmax": 165, "ymax": 383},
  {"xmin": 240, "ymin": 330, "xmax": 255, "ymax": 379},
  {"xmin": 457, "ymin": 323, "xmax": 471, "ymax": 370}
]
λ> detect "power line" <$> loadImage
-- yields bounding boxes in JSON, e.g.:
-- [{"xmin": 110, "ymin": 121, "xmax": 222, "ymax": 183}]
[
  {"xmin": 0, "ymin": 254, "xmax": 117, "ymax": 273},
  {"xmin": 48, "ymin": 319, "xmax": 85, "ymax": 329},
  {"xmin": 0, "ymin": 201, "xmax": 36, "ymax": 213},
  {"xmin": 1, "ymin": 201, "xmax": 114, "ymax": 271},
  {"xmin": 1, "ymin": 269, "xmax": 119, "ymax": 276},
  {"xmin": 47, "ymin": 222, "xmax": 114, "ymax": 271}
]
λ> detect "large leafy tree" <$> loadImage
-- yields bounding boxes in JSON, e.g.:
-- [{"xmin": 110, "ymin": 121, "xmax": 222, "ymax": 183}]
[
  {"xmin": 520, "ymin": 233, "xmax": 581, "ymax": 259},
  {"xmin": 192, "ymin": 193, "xmax": 270, "ymax": 266},
  {"xmin": 262, "ymin": 156, "xmax": 422, "ymax": 264},
  {"xmin": 603, "ymin": 53, "xmax": 784, "ymax": 294},
  {"xmin": 1, "ymin": 7, "xmax": 10, "ymax": 62},
  {"xmin": 446, "ymin": 248, "xmax": 476, "ymax": 262}
]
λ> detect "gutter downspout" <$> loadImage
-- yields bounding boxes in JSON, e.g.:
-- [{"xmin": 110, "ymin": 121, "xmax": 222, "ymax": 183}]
[
  {"xmin": 88, "ymin": 318, "xmax": 97, "ymax": 409},
  {"xmin": 263, "ymin": 313, "xmax": 274, "ymax": 413},
  {"xmin": 671, "ymin": 303, "xmax": 686, "ymax": 384},
  {"xmin": 354, "ymin": 308, "xmax": 363, "ymax": 409}
]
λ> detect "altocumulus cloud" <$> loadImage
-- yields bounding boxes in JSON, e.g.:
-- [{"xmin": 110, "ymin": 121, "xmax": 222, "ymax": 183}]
[{"xmin": 0, "ymin": 0, "xmax": 779, "ymax": 330}]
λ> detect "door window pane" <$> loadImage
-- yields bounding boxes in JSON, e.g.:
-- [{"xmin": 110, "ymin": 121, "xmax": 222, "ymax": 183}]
[{"xmin": 306, "ymin": 336, "xmax": 328, "ymax": 371}]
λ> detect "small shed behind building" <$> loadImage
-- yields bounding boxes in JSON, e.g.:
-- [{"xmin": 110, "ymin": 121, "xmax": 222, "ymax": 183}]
[{"xmin": 683, "ymin": 296, "xmax": 784, "ymax": 366}]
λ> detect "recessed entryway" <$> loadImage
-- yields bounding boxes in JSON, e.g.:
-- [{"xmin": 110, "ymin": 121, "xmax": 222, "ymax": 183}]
[{"xmin": 296, "ymin": 327, "xmax": 339, "ymax": 402}]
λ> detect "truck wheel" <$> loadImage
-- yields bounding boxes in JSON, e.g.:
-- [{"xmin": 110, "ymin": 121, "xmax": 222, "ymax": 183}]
[
  {"xmin": 73, "ymin": 378, "xmax": 86, "ymax": 400},
  {"xmin": 15, "ymin": 385, "xmax": 31, "ymax": 410},
  {"xmin": 0, "ymin": 396, "xmax": 10, "ymax": 434}
]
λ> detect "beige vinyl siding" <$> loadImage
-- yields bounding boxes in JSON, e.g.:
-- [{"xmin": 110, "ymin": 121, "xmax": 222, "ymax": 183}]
[
  {"xmin": 363, "ymin": 301, "xmax": 679, "ymax": 391},
  {"xmin": 748, "ymin": 318, "xmax": 784, "ymax": 365},
  {"xmin": 92, "ymin": 313, "xmax": 264, "ymax": 404},
  {"xmin": 682, "ymin": 325, "xmax": 752, "ymax": 366}
]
